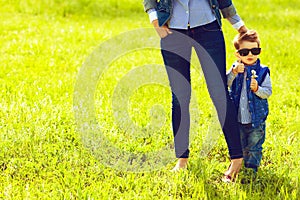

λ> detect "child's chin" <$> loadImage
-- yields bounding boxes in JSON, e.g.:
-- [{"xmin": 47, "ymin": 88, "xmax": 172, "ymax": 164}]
[{"xmin": 245, "ymin": 61, "xmax": 256, "ymax": 65}]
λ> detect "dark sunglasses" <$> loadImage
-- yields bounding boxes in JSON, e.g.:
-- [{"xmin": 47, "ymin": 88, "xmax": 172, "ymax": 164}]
[{"xmin": 237, "ymin": 48, "xmax": 261, "ymax": 56}]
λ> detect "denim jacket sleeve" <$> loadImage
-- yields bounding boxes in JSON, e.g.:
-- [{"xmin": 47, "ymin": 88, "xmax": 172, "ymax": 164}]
[
  {"xmin": 143, "ymin": 0, "xmax": 172, "ymax": 26},
  {"xmin": 216, "ymin": 0, "xmax": 237, "ymax": 18},
  {"xmin": 143, "ymin": 0, "xmax": 157, "ymax": 12}
]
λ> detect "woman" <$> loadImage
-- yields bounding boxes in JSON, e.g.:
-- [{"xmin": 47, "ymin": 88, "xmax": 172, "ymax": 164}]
[{"xmin": 143, "ymin": 0, "xmax": 247, "ymax": 180}]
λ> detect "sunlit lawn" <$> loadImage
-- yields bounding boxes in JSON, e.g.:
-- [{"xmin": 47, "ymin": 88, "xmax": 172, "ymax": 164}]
[{"xmin": 0, "ymin": 0, "xmax": 299, "ymax": 199}]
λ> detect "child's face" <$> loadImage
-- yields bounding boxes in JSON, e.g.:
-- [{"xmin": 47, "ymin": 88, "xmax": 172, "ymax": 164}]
[{"xmin": 235, "ymin": 41, "xmax": 260, "ymax": 65}]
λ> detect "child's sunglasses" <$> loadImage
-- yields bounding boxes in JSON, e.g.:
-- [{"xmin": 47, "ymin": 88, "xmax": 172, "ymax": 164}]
[{"xmin": 237, "ymin": 48, "xmax": 261, "ymax": 56}]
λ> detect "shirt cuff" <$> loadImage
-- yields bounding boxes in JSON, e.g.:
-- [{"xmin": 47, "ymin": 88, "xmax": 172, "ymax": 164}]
[
  {"xmin": 147, "ymin": 9, "xmax": 158, "ymax": 23},
  {"xmin": 227, "ymin": 14, "xmax": 244, "ymax": 30},
  {"xmin": 227, "ymin": 70, "xmax": 237, "ymax": 80},
  {"xmin": 232, "ymin": 20, "xmax": 245, "ymax": 30},
  {"xmin": 254, "ymin": 86, "xmax": 263, "ymax": 96}
]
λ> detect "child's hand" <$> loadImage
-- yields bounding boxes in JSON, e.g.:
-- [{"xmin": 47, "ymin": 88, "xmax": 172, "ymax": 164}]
[
  {"xmin": 232, "ymin": 60, "xmax": 245, "ymax": 75},
  {"xmin": 250, "ymin": 78, "xmax": 258, "ymax": 92}
]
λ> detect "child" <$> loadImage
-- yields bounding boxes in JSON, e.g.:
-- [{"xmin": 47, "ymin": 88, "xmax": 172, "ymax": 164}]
[{"xmin": 226, "ymin": 30, "xmax": 272, "ymax": 180}]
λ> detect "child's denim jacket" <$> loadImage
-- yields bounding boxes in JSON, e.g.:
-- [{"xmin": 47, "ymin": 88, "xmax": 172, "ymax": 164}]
[{"xmin": 230, "ymin": 59, "xmax": 270, "ymax": 128}]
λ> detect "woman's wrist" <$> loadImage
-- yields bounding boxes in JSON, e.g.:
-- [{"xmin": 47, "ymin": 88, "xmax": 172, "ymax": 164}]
[{"xmin": 238, "ymin": 25, "xmax": 248, "ymax": 33}]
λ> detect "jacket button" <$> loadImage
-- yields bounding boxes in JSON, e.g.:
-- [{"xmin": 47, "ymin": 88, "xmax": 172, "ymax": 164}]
[{"xmin": 212, "ymin": 5, "xmax": 216, "ymax": 9}]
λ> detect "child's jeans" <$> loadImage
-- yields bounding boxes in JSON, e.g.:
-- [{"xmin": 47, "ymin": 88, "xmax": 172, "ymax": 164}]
[{"xmin": 239, "ymin": 122, "xmax": 266, "ymax": 172}]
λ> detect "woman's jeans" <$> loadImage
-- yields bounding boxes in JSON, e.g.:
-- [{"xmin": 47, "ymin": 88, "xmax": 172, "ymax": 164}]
[
  {"xmin": 240, "ymin": 122, "xmax": 266, "ymax": 171},
  {"xmin": 160, "ymin": 20, "xmax": 243, "ymax": 159}
]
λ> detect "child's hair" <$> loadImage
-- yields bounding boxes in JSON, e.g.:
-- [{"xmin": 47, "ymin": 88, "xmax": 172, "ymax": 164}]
[{"xmin": 233, "ymin": 30, "xmax": 260, "ymax": 50}]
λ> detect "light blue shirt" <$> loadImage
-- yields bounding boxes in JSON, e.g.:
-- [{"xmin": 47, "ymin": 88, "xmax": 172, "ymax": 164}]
[
  {"xmin": 169, "ymin": 0, "xmax": 216, "ymax": 29},
  {"xmin": 237, "ymin": 72, "xmax": 252, "ymax": 123},
  {"xmin": 147, "ymin": 0, "xmax": 244, "ymax": 30}
]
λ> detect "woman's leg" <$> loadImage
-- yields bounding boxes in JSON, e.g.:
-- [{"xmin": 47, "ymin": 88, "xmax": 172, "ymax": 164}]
[
  {"xmin": 192, "ymin": 21, "xmax": 243, "ymax": 159},
  {"xmin": 192, "ymin": 21, "xmax": 243, "ymax": 180},
  {"xmin": 161, "ymin": 30, "xmax": 192, "ymax": 160}
]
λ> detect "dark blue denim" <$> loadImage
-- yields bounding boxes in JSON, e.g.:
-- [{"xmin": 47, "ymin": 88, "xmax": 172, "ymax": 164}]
[
  {"xmin": 240, "ymin": 122, "xmax": 266, "ymax": 170},
  {"xmin": 161, "ymin": 20, "xmax": 243, "ymax": 159}
]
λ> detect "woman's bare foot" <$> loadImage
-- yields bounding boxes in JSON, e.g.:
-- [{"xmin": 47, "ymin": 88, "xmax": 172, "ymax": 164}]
[
  {"xmin": 171, "ymin": 158, "xmax": 188, "ymax": 172},
  {"xmin": 222, "ymin": 158, "xmax": 243, "ymax": 182}
]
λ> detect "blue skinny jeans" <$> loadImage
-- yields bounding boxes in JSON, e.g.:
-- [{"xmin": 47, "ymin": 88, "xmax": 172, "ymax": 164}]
[{"xmin": 160, "ymin": 20, "xmax": 243, "ymax": 159}]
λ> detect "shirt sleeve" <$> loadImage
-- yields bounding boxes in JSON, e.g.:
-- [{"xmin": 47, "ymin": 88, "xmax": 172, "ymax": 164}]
[
  {"xmin": 254, "ymin": 73, "xmax": 272, "ymax": 99},
  {"xmin": 147, "ymin": 8, "xmax": 158, "ymax": 23},
  {"xmin": 226, "ymin": 14, "xmax": 245, "ymax": 30},
  {"xmin": 227, "ymin": 68, "xmax": 237, "ymax": 87}
]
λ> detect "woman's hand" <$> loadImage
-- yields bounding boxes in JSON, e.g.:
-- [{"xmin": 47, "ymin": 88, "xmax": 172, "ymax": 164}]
[
  {"xmin": 152, "ymin": 19, "xmax": 172, "ymax": 38},
  {"xmin": 238, "ymin": 25, "xmax": 248, "ymax": 34}
]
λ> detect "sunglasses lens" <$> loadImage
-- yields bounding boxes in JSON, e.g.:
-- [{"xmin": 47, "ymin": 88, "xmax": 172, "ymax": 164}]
[
  {"xmin": 238, "ymin": 49, "xmax": 249, "ymax": 56},
  {"xmin": 251, "ymin": 48, "xmax": 261, "ymax": 55}
]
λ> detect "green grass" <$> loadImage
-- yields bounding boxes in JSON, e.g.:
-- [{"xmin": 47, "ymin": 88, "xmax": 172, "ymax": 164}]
[{"xmin": 1, "ymin": 0, "xmax": 300, "ymax": 199}]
